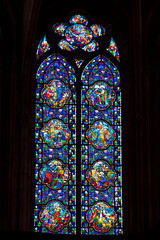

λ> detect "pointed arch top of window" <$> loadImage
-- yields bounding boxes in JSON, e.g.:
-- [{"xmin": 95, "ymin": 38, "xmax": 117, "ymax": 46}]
[
  {"xmin": 81, "ymin": 55, "xmax": 120, "ymax": 86},
  {"xmin": 36, "ymin": 53, "xmax": 76, "ymax": 84}
]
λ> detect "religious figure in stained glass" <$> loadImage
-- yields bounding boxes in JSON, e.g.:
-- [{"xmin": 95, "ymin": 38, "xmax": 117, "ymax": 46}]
[
  {"xmin": 86, "ymin": 120, "xmax": 116, "ymax": 149},
  {"xmin": 39, "ymin": 200, "xmax": 71, "ymax": 232},
  {"xmin": 86, "ymin": 202, "xmax": 117, "ymax": 233},
  {"xmin": 86, "ymin": 81, "xmax": 116, "ymax": 110},
  {"xmin": 86, "ymin": 160, "xmax": 117, "ymax": 190},
  {"xmin": 35, "ymin": 13, "xmax": 122, "ymax": 235},
  {"xmin": 39, "ymin": 159, "xmax": 71, "ymax": 190},
  {"xmin": 40, "ymin": 119, "xmax": 71, "ymax": 148},
  {"xmin": 41, "ymin": 79, "xmax": 71, "ymax": 108}
]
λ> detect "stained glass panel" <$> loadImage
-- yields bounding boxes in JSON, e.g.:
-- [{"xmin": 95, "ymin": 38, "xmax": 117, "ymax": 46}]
[
  {"xmin": 34, "ymin": 54, "xmax": 76, "ymax": 234},
  {"xmin": 36, "ymin": 35, "xmax": 51, "ymax": 60},
  {"xmin": 69, "ymin": 14, "xmax": 88, "ymax": 26},
  {"xmin": 81, "ymin": 55, "xmax": 122, "ymax": 235},
  {"xmin": 90, "ymin": 24, "xmax": 105, "ymax": 37},
  {"xmin": 52, "ymin": 23, "xmax": 68, "ymax": 36},
  {"xmin": 82, "ymin": 40, "xmax": 99, "ymax": 52},
  {"xmin": 107, "ymin": 37, "xmax": 120, "ymax": 62},
  {"xmin": 53, "ymin": 14, "xmax": 105, "ymax": 52},
  {"xmin": 35, "ymin": 14, "xmax": 122, "ymax": 236},
  {"xmin": 74, "ymin": 59, "xmax": 84, "ymax": 68}
]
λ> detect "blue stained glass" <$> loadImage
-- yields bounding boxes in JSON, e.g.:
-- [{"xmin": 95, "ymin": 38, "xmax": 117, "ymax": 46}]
[
  {"xmin": 53, "ymin": 14, "xmax": 105, "ymax": 52},
  {"xmin": 81, "ymin": 55, "xmax": 122, "ymax": 235},
  {"xmin": 35, "ymin": 54, "xmax": 76, "ymax": 234},
  {"xmin": 65, "ymin": 24, "xmax": 93, "ymax": 46},
  {"xmin": 35, "ymin": 14, "xmax": 122, "ymax": 236},
  {"xmin": 74, "ymin": 59, "xmax": 84, "ymax": 68}
]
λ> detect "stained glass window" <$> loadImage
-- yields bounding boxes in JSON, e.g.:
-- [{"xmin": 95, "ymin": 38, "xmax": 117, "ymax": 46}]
[
  {"xmin": 35, "ymin": 54, "xmax": 76, "ymax": 234},
  {"xmin": 81, "ymin": 56, "xmax": 122, "ymax": 234},
  {"xmin": 36, "ymin": 35, "xmax": 51, "ymax": 60},
  {"xmin": 107, "ymin": 37, "xmax": 120, "ymax": 62},
  {"xmin": 35, "ymin": 14, "xmax": 122, "ymax": 235}
]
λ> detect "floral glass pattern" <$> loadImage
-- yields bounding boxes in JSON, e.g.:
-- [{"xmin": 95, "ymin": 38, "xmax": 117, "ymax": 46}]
[
  {"xmin": 86, "ymin": 120, "xmax": 116, "ymax": 150},
  {"xmin": 53, "ymin": 14, "xmax": 105, "ymax": 52},
  {"xmin": 86, "ymin": 160, "xmax": 117, "ymax": 190},
  {"xmin": 39, "ymin": 159, "xmax": 71, "ymax": 190},
  {"xmin": 39, "ymin": 200, "xmax": 71, "ymax": 232},
  {"xmin": 40, "ymin": 119, "xmax": 71, "ymax": 148},
  {"xmin": 86, "ymin": 81, "xmax": 116, "ymax": 110},
  {"xmin": 36, "ymin": 35, "xmax": 51, "ymax": 60},
  {"xmin": 86, "ymin": 202, "xmax": 117, "ymax": 233},
  {"xmin": 41, "ymin": 79, "xmax": 71, "ymax": 108}
]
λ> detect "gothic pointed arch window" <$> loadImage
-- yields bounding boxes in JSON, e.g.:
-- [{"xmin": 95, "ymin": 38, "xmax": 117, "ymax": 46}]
[{"xmin": 34, "ymin": 12, "xmax": 122, "ymax": 235}]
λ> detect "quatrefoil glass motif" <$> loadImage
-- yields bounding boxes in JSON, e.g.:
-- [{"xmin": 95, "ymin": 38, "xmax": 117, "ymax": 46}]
[
  {"xmin": 86, "ymin": 81, "xmax": 116, "ymax": 110},
  {"xmin": 40, "ymin": 119, "xmax": 71, "ymax": 148},
  {"xmin": 86, "ymin": 201, "xmax": 117, "ymax": 233},
  {"xmin": 52, "ymin": 14, "xmax": 105, "ymax": 52},
  {"xmin": 39, "ymin": 200, "xmax": 71, "ymax": 232},
  {"xmin": 86, "ymin": 160, "xmax": 117, "ymax": 190},
  {"xmin": 39, "ymin": 159, "xmax": 71, "ymax": 190},
  {"xmin": 86, "ymin": 120, "xmax": 116, "ymax": 150},
  {"xmin": 41, "ymin": 79, "xmax": 71, "ymax": 108}
]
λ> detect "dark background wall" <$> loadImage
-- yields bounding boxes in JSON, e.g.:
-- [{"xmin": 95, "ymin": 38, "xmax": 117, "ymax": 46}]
[{"xmin": 0, "ymin": 0, "xmax": 160, "ymax": 239}]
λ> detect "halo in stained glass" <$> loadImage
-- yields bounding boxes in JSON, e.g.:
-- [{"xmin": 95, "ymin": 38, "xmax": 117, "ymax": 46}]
[
  {"xmin": 86, "ymin": 120, "xmax": 116, "ymax": 150},
  {"xmin": 39, "ymin": 159, "xmax": 71, "ymax": 190},
  {"xmin": 52, "ymin": 23, "xmax": 68, "ymax": 36},
  {"xmin": 82, "ymin": 40, "xmax": 99, "ymax": 52},
  {"xmin": 86, "ymin": 201, "xmax": 117, "ymax": 233},
  {"xmin": 90, "ymin": 24, "xmax": 105, "ymax": 37},
  {"xmin": 41, "ymin": 79, "xmax": 71, "ymax": 108},
  {"xmin": 40, "ymin": 119, "xmax": 71, "ymax": 148},
  {"xmin": 39, "ymin": 200, "xmax": 71, "ymax": 232},
  {"xmin": 69, "ymin": 14, "xmax": 88, "ymax": 25},
  {"xmin": 86, "ymin": 160, "xmax": 117, "ymax": 190},
  {"xmin": 36, "ymin": 35, "xmax": 51, "ymax": 60},
  {"xmin": 86, "ymin": 81, "xmax": 116, "ymax": 110}
]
